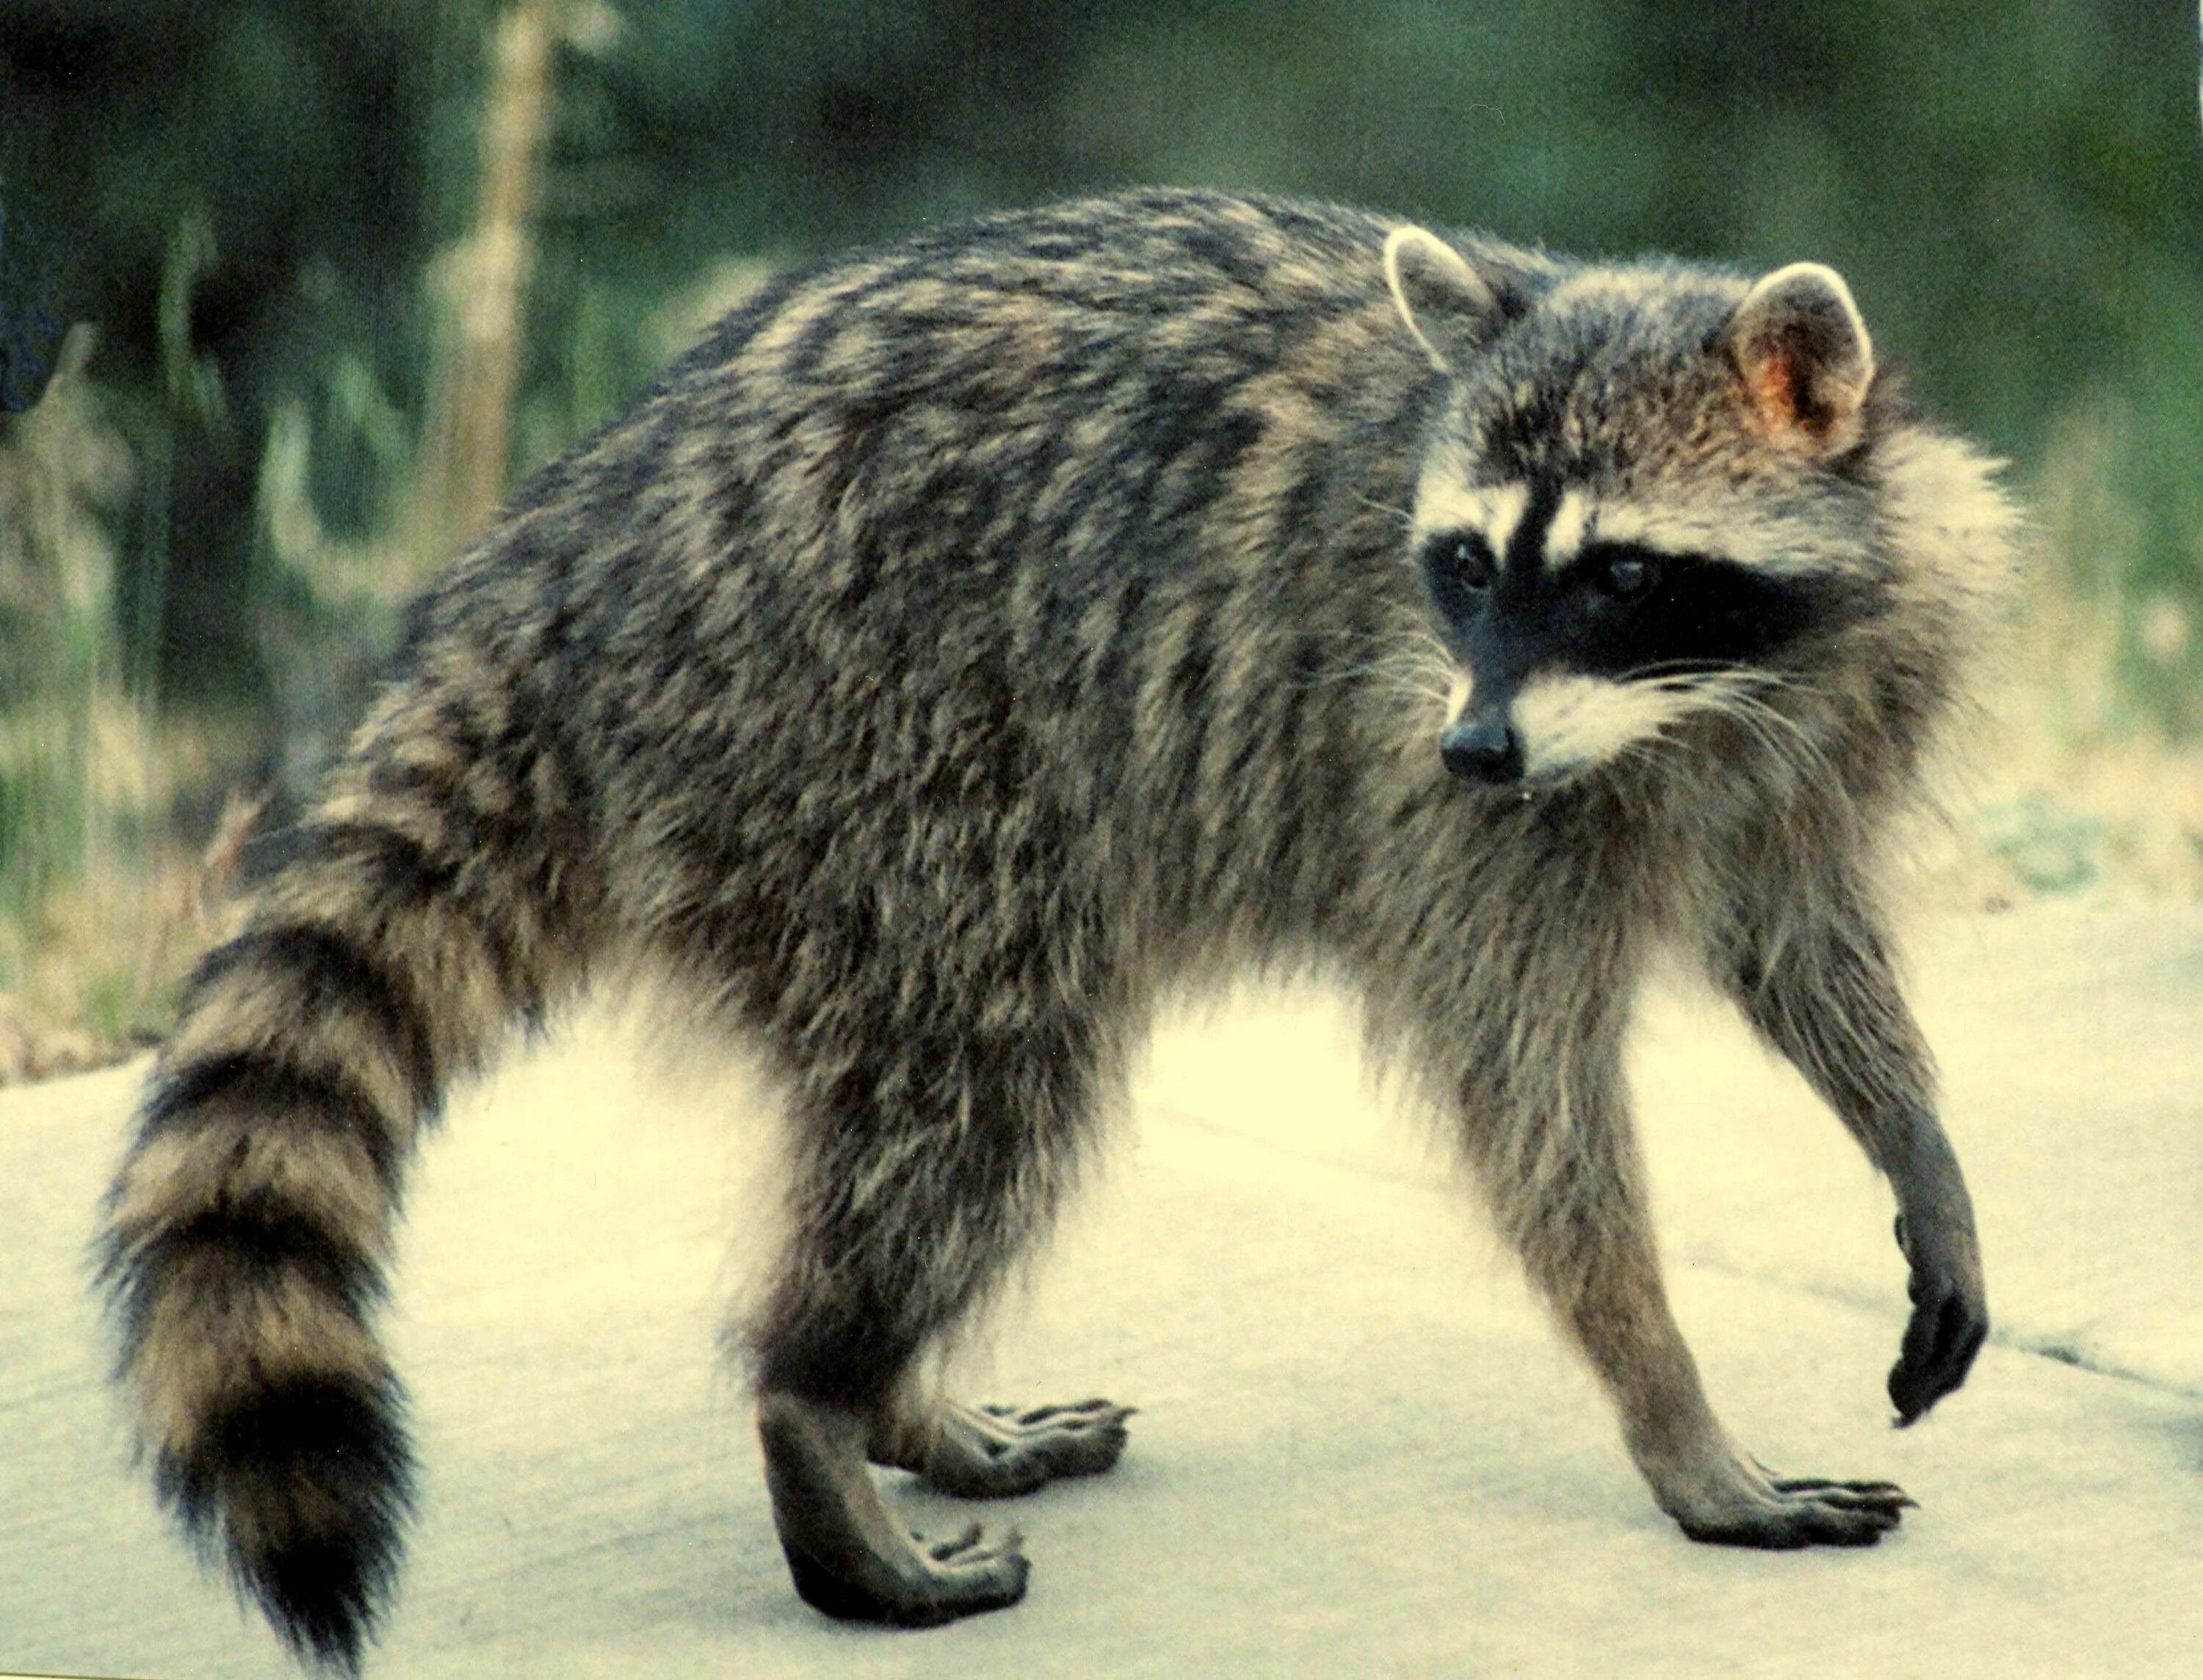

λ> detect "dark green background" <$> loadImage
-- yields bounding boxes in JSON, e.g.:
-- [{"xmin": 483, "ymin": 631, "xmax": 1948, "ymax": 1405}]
[{"xmin": 3, "ymin": 0, "xmax": 2199, "ymax": 725}]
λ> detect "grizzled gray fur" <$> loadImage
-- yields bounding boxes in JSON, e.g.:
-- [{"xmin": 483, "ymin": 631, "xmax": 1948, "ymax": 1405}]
[{"xmin": 100, "ymin": 188, "xmax": 2015, "ymax": 1670}]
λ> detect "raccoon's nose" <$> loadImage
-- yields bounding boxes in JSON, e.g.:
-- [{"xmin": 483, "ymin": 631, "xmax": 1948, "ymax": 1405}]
[{"xmin": 1440, "ymin": 717, "xmax": 1525, "ymax": 785}]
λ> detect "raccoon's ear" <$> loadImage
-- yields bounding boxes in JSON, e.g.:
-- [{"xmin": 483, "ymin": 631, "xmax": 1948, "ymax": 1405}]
[
  {"xmin": 1728, "ymin": 262, "xmax": 1876, "ymax": 455},
  {"xmin": 1383, "ymin": 225, "xmax": 1504, "ymax": 374}
]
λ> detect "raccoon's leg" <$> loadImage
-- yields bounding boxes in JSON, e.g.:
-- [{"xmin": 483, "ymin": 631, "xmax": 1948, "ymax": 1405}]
[
  {"xmin": 1540, "ymin": 1191, "xmax": 1912, "ymax": 1547},
  {"xmin": 1461, "ymin": 1033, "xmax": 1911, "ymax": 1547},
  {"xmin": 748, "ymin": 1007, "xmax": 1125, "ymax": 1624},
  {"xmin": 751, "ymin": 1383, "xmax": 1135, "ymax": 1626},
  {"xmin": 1711, "ymin": 890, "xmax": 1987, "ymax": 1424}
]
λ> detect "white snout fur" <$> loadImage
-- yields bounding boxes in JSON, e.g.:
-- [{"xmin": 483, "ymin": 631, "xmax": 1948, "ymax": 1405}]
[{"xmin": 1509, "ymin": 671, "xmax": 1705, "ymax": 778}]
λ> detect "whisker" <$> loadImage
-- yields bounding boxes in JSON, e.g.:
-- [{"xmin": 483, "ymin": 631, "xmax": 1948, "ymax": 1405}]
[
  {"xmin": 1352, "ymin": 492, "xmax": 1418, "ymax": 529},
  {"xmin": 1289, "ymin": 610, "xmax": 1455, "ymax": 710},
  {"xmin": 1621, "ymin": 667, "xmax": 1838, "ymax": 785}
]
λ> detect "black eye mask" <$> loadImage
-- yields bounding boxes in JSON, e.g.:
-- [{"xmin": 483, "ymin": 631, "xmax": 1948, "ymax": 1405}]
[{"xmin": 1419, "ymin": 524, "xmax": 1870, "ymax": 692}]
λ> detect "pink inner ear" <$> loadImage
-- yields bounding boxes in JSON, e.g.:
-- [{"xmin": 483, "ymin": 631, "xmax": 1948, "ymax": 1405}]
[
  {"xmin": 1746, "ymin": 338, "xmax": 1804, "ymax": 430},
  {"xmin": 1741, "ymin": 325, "xmax": 1851, "ymax": 450}
]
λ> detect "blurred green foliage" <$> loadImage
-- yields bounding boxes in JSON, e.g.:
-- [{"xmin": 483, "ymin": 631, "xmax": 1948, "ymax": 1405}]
[{"xmin": 1, "ymin": 0, "xmax": 2199, "ymax": 741}]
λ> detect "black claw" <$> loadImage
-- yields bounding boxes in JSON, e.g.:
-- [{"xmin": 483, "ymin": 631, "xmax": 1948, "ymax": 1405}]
[{"xmin": 1889, "ymin": 1375, "xmax": 1925, "ymax": 1427}]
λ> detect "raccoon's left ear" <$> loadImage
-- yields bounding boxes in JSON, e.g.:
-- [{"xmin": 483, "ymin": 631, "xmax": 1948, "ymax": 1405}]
[
  {"xmin": 1728, "ymin": 263, "xmax": 1876, "ymax": 455},
  {"xmin": 1384, "ymin": 226, "xmax": 1505, "ymax": 374}
]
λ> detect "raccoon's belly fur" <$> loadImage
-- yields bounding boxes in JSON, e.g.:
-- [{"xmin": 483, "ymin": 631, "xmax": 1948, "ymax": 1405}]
[{"xmin": 100, "ymin": 187, "xmax": 2013, "ymax": 1670}]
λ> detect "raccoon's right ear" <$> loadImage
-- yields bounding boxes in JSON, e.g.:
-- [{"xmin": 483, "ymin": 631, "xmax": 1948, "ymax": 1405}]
[
  {"xmin": 1383, "ymin": 226, "xmax": 1507, "ymax": 375},
  {"xmin": 1728, "ymin": 263, "xmax": 1876, "ymax": 455}
]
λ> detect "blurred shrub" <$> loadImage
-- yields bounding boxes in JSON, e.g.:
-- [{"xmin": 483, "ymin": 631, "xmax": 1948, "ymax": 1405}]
[{"xmin": 4, "ymin": 1, "xmax": 2195, "ymax": 714}]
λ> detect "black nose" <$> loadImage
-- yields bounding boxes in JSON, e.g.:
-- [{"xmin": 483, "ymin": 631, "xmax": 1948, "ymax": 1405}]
[{"xmin": 1440, "ymin": 717, "xmax": 1524, "ymax": 785}]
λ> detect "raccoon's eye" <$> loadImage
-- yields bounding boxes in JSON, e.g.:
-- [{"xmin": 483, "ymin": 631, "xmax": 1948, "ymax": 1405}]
[
  {"xmin": 1596, "ymin": 551, "xmax": 1660, "ymax": 604},
  {"xmin": 1443, "ymin": 533, "xmax": 1496, "ymax": 591}
]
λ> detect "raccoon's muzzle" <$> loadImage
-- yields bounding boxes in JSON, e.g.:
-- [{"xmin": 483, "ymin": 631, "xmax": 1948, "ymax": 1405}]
[{"xmin": 1440, "ymin": 714, "xmax": 1526, "ymax": 785}]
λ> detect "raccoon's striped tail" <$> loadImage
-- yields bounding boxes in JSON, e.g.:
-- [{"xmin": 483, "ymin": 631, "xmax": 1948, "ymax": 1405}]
[{"xmin": 98, "ymin": 676, "xmax": 596, "ymax": 1671}]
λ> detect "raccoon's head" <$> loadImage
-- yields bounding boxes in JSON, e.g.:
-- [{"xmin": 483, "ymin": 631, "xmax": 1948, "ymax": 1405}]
[{"xmin": 1384, "ymin": 225, "xmax": 1903, "ymax": 792}]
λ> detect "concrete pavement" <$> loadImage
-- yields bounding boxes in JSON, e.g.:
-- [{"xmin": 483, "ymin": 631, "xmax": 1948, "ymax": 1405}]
[{"xmin": 5, "ymin": 902, "xmax": 2200, "ymax": 1677}]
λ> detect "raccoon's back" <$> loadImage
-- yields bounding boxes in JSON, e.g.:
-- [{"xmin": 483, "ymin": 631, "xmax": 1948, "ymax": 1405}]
[{"xmin": 511, "ymin": 193, "xmax": 1447, "ymax": 967}]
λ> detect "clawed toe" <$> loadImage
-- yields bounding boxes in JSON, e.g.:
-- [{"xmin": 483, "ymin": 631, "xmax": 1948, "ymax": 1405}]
[
  {"xmin": 922, "ymin": 1521, "xmax": 984, "ymax": 1563},
  {"xmin": 1767, "ymin": 1475, "xmax": 1914, "ymax": 1510},
  {"xmin": 985, "ymin": 1398, "xmax": 1133, "ymax": 1433}
]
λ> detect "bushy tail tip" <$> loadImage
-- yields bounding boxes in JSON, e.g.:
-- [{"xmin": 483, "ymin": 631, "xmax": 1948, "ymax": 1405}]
[{"xmin": 157, "ymin": 1370, "xmax": 415, "ymax": 1673}]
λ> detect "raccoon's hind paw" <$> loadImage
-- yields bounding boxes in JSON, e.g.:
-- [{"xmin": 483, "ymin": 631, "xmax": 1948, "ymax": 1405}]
[
  {"xmin": 759, "ymin": 1391, "xmax": 1032, "ymax": 1629},
  {"xmin": 781, "ymin": 1519, "xmax": 1031, "ymax": 1629},
  {"xmin": 880, "ymin": 1396, "xmax": 1134, "ymax": 1499}
]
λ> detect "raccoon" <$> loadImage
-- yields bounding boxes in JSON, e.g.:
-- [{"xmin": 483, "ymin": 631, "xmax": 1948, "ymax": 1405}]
[{"xmin": 100, "ymin": 188, "xmax": 2012, "ymax": 1670}]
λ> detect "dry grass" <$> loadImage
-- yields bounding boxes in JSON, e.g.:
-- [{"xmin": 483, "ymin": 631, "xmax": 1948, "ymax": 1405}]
[
  {"xmin": 0, "ymin": 330, "xmax": 253, "ymax": 1081},
  {"xmin": 0, "ymin": 783, "xmax": 254, "ymax": 1082},
  {"xmin": 1925, "ymin": 402, "xmax": 2203, "ymax": 911},
  {"xmin": 0, "ymin": 3, "xmax": 571, "ymax": 1085},
  {"xmin": 413, "ymin": 0, "xmax": 567, "ymax": 557}
]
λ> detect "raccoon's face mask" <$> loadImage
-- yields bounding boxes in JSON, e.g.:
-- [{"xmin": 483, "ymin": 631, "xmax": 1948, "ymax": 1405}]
[{"xmin": 1416, "ymin": 488, "xmax": 1856, "ymax": 789}]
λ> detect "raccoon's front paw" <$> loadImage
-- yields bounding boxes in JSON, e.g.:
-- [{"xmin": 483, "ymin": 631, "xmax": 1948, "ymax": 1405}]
[
  {"xmin": 1670, "ymin": 1460, "xmax": 1913, "ymax": 1549},
  {"xmin": 1889, "ymin": 1212, "xmax": 1989, "ymax": 1425}
]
